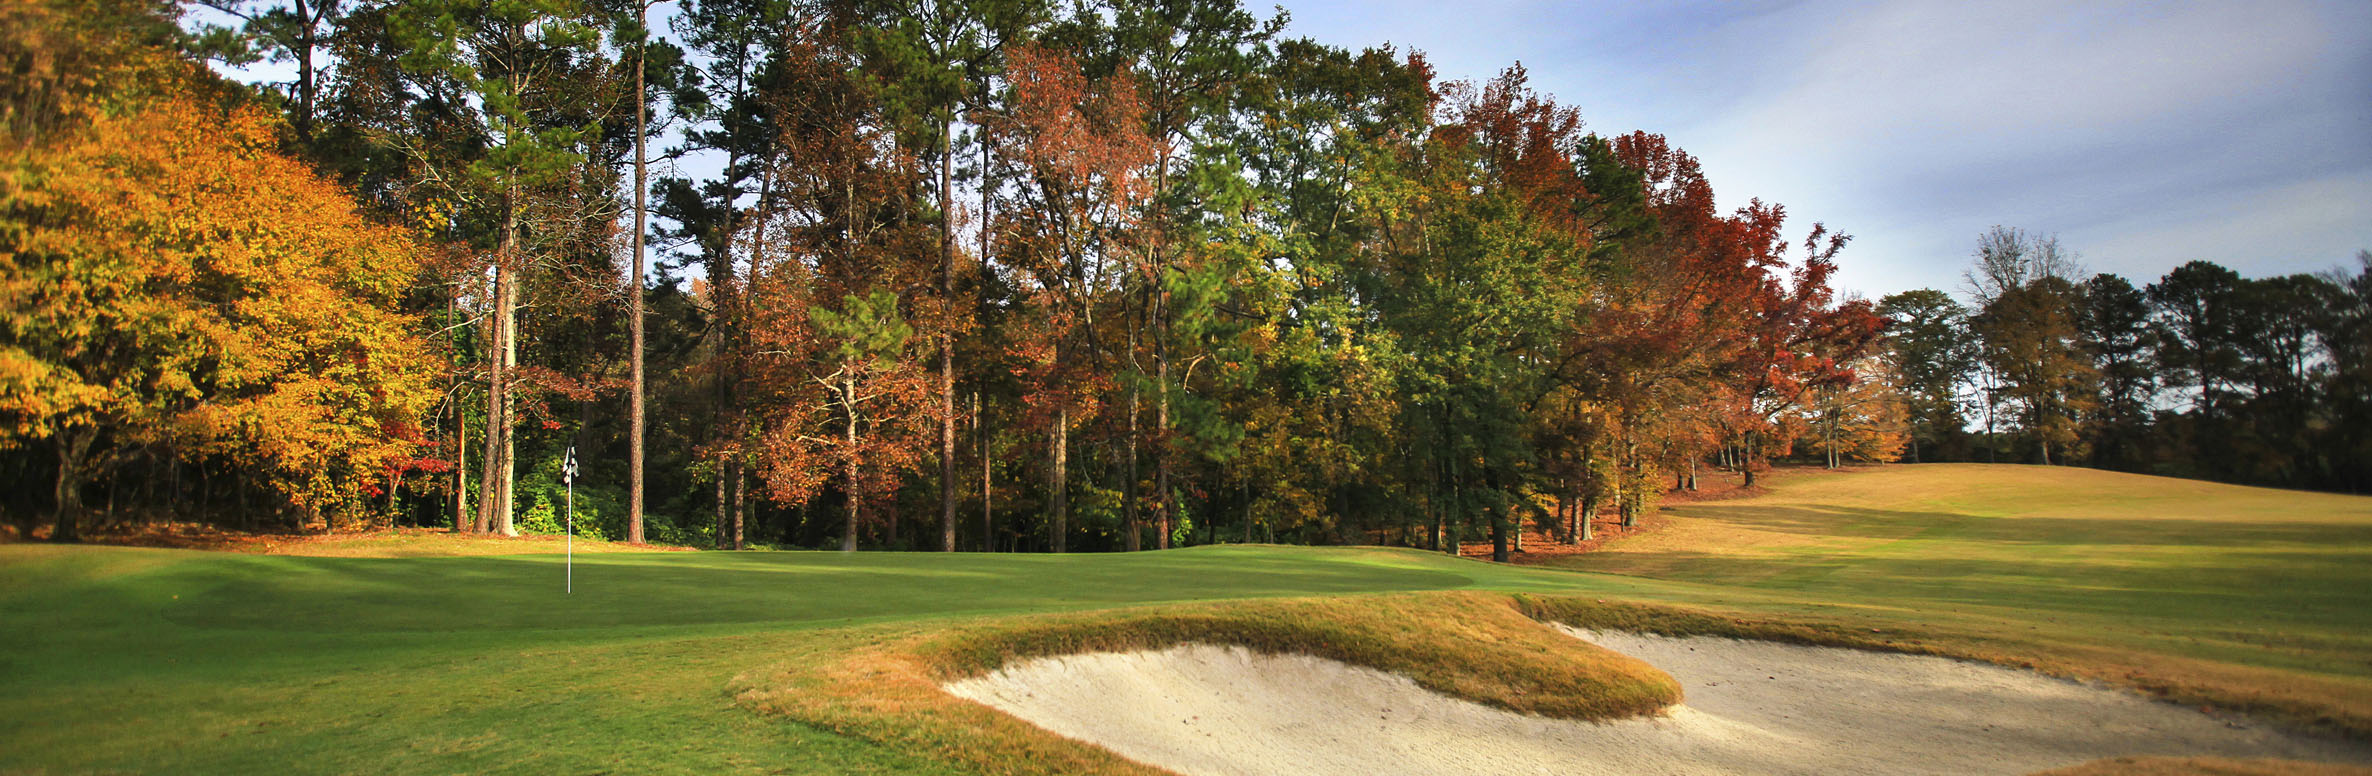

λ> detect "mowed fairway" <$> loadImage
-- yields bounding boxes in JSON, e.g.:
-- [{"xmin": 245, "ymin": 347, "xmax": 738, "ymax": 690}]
[
  {"xmin": 1546, "ymin": 464, "xmax": 2372, "ymax": 721},
  {"xmin": 0, "ymin": 543, "xmax": 1629, "ymax": 774},
  {"xmin": 3, "ymin": 464, "xmax": 2370, "ymax": 773}
]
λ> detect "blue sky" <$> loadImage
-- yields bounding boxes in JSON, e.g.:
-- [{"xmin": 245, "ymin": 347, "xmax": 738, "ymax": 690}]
[{"xmin": 1279, "ymin": 0, "xmax": 2372, "ymax": 298}]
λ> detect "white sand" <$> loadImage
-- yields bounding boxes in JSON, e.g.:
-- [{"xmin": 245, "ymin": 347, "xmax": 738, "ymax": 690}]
[{"xmin": 943, "ymin": 627, "xmax": 2372, "ymax": 776}]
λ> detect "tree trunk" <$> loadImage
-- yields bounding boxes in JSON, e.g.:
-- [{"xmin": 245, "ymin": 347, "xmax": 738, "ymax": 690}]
[
  {"xmin": 451, "ymin": 297, "xmax": 467, "ymax": 534},
  {"xmin": 977, "ymin": 140, "xmax": 994, "ymax": 552},
  {"xmin": 1154, "ymin": 280, "xmax": 1172, "ymax": 551},
  {"xmin": 1611, "ymin": 454, "xmax": 1627, "ymax": 528},
  {"xmin": 712, "ymin": 154, "xmax": 752, "ymax": 551},
  {"xmin": 51, "ymin": 429, "xmax": 93, "ymax": 542},
  {"xmin": 1741, "ymin": 432, "xmax": 1758, "ymax": 488},
  {"xmin": 842, "ymin": 384, "xmax": 860, "ymax": 552},
  {"xmin": 1151, "ymin": 156, "xmax": 1173, "ymax": 551},
  {"xmin": 731, "ymin": 458, "xmax": 746, "ymax": 549},
  {"xmin": 1487, "ymin": 470, "xmax": 1509, "ymax": 563},
  {"xmin": 938, "ymin": 121, "xmax": 957, "ymax": 553},
  {"xmin": 496, "ymin": 270, "xmax": 516, "ymax": 536},
  {"xmin": 1621, "ymin": 439, "xmax": 1639, "ymax": 528},
  {"xmin": 627, "ymin": 5, "xmax": 647, "ymax": 544},
  {"xmin": 1050, "ymin": 405, "xmax": 1067, "ymax": 553},
  {"xmin": 1426, "ymin": 458, "xmax": 1443, "ymax": 552},
  {"xmin": 1242, "ymin": 480, "xmax": 1253, "ymax": 544},
  {"xmin": 293, "ymin": 0, "xmax": 316, "ymax": 141},
  {"xmin": 715, "ymin": 455, "xmax": 729, "ymax": 549},
  {"xmin": 977, "ymin": 390, "xmax": 991, "ymax": 552},
  {"xmin": 1564, "ymin": 481, "xmax": 1579, "ymax": 543},
  {"xmin": 1124, "ymin": 381, "xmax": 1140, "ymax": 553},
  {"xmin": 477, "ymin": 216, "xmax": 517, "ymax": 536}
]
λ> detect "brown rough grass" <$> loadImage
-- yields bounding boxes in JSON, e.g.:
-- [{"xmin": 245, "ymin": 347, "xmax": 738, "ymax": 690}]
[{"xmin": 727, "ymin": 591, "xmax": 1680, "ymax": 776}]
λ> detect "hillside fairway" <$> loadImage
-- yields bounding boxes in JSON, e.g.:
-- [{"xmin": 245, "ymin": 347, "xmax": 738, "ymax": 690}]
[{"xmin": 1545, "ymin": 464, "xmax": 2372, "ymax": 730}]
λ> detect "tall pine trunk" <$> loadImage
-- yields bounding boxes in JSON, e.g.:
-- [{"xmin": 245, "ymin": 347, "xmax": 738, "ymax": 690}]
[
  {"xmin": 627, "ymin": 9, "xmax": 647, "ymax": 544},
  {"xmin": 1152, "ymin": 157, "xmax": 1173, "ymax": 550},
  {"xmin": 477, "ymin": 202, "xmax": 518, "ymax": 537},
  {"xmin": 449, "ymin": 282, "xmax": 467, "ymax": 533},
  {"xmin": 977, "ymin": 391, "xmax": 991, "ymax": 551},
  {"xmin": 293, "ymin": 0, "xmax": 316, "ymax": 141},
  {"xmin": 496, "ymin": 267, "xmax": 516, "ymax": 536},
  {"xmin": 977, "ymin": 140, "xmax": 994, "ymax": 551},
  {"xmin": 938, "ymin": 123, "xmax": 957, "ymax": 552},
  {"xmin": 1125, "ymin": 381, "xmax": 1141, "ymax": 552}
]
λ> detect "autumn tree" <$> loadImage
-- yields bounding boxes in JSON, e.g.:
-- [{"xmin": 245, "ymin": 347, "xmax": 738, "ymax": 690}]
[
  {"xmin": 1805, "ymin": 356, "xmax": 1909, "ymax": 467},
  {"xmin": 2, "ymin": 9, "xmax": 439, "ymax": 539},
  {"xmin": 745, "ymin": 26, "xmax": 943, "ymax": 550},
  {"xmin": 1974, "ymin": 275, "xmax": 2095, "ymax": 465},
  {"xmin": 987, "ymin": 42, "xmax": 1161, "ymax": 551},
  {"xmin": 844, "ymin": 0, "xmax": 1054, "ymax": 551}
]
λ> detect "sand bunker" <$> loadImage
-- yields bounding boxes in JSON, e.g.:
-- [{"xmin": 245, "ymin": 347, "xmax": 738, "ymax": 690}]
[{"xmin": 944, "ymin": 627, "xmax": 2371, "ymax": 775}]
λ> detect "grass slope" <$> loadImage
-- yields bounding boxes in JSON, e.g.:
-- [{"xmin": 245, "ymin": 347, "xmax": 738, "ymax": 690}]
[
  {"xmin": 3, "ymin": 463, "xmax": 2367, "ymax": 774},
  {"xmin": 1542, "ymin": 463, "xmax": 2372, "ymax": 734}
]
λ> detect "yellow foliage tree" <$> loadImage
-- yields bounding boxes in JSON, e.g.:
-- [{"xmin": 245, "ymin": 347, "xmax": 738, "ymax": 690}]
[{"xmin": 1, "ymin": 24, "xmax": 439, "ymax": 538}]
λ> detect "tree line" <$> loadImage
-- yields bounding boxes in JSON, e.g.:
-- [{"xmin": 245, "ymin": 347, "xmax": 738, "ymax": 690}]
[
  {"xmin": 1881, "ymin": 227, "xmax": 2372, "ymax": 492},
  {"xmin": 10, "ymin": 0, "xmax": 1911, "ymax": 557}
]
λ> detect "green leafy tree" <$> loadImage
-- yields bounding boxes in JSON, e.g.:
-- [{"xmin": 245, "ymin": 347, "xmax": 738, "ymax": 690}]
[
  {"xmin": 1877, "ymin": 289, "xmax": 1974, "ymax": 462},
  {"xmin": 2146, "ymin": 259, "xmax": 2244, "ymax": 473},
  {"xmin": 386, "ymin": 0, "xmax": 610, "ymax": 535},
  {"xmin": 2076, "ymin": 273, "xmax": 2154, "ymax": 469}
]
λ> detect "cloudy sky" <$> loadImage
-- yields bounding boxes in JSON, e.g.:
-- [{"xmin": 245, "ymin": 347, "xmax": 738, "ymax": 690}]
[{"xmin": 1280, "ymin": 0, "xmax": 2372, "ymax": 298}]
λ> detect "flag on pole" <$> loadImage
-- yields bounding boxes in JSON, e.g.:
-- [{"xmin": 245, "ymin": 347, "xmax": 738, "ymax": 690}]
[{"xmin": 565, "ymin": 446, "xmax": 577, "ymax": 594}]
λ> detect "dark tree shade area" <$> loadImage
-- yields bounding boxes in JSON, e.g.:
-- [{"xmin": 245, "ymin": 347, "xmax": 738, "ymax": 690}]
[{"xmin": 1882, "ymin": 226, "xmax": 2372, "ymax": 492}]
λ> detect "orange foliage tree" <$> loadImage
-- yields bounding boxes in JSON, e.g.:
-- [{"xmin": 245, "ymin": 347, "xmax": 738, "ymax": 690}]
[
  {"xmin": 986, "ymin": 42, "xmax": 1161, "ymax": 552},
  {"xmin": 1, "ymin": 48, "xmax": 439, "ymax": 538}
]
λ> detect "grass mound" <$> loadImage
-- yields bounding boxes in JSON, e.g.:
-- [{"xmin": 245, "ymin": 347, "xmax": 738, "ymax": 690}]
[
  {"xmin": 2035, "ymin": 757, "xmax": 2372, "ymax": 776},
  {"xmin": 727, "ymin": 591, "xmax": 1681, "ymax": 776}
]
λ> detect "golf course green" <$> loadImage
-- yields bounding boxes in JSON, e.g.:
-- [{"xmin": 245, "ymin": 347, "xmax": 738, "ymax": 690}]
[{"xmin": 3, "ymin": 463, "xmax": 2369, "ymax": 774}]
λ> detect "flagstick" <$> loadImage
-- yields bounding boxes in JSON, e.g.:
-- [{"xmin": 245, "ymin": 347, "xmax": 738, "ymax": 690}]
[{"xmin": 565, "ymin": 446, "xmax": 575, "ymax": 594}]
